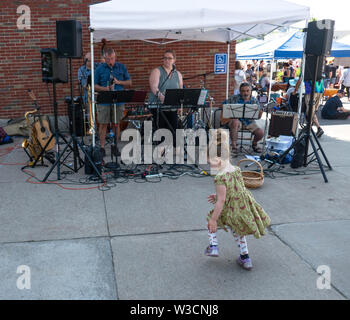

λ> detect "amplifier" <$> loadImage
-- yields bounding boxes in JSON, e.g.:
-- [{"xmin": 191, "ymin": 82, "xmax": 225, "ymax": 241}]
[{"xmin": 269, "ymin": 111, "xmax": 298, "ymax": 137}]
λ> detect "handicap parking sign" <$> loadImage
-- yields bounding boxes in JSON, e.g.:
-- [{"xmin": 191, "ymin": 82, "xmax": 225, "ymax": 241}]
[{"xmin": 214, "ymin": 53, "xmax": 227, "ymax": 74}]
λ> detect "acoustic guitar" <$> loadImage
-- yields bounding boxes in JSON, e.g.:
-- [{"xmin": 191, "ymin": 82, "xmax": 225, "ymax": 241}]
[{"xmin": 27, "ymin": 89, "xmax": 56, "ymax": 151}]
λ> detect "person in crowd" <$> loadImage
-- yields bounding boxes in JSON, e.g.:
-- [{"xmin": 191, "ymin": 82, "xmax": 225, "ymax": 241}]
[
  {"xmin": 339, "ymin": 66, "xmax": 350, "ymax": 101},
  {"xmin": 149, "ymin": 49, "xmax": 183, "ymax": 151},
  {"xmin": 285, "ymin": 78, "xmax": 298, "ymax": 104},
  {"xmin": 288, "ymin": 59, "xmax": 296, "ymax": 79},
  {"xmin": 252, "ymin": 59, "xmax": 258, "ymax": 72},
  {"xmin": 78, "ymin": 52, "xmax": 100, "ymax": 105},
  {"xmin": 94, "ymin": 47, "xmax": 132, "ymax": 157},
  {"xmin": 221, "ymin": 82, "xmax": 264, "ymax": 155},
  {"xmin": 294, "ymin": 77, "xmax": 325, "ymax": 138},
  {"xmin": 205, "ymin": 129, "xmax": 271, "ymax": 270},
  {"xmin": 324, "ymin": 58, "xmax": 332, "ymax": 89},
  {"xmin": 258, "ymin": 60, "xmax": 265, "ymax": 78},
  {"xmin": 328, "ymin": 58, "xmax": 338, "ymax": 89},
  {"xmin": 259, "ymin": 69, "xmax": 270, "ymax": 92},
  {"xmin": 233, "ymin": 61, "xmax": 246, "ymax": 95},
  {"xmin": 321, "ymin": 89, "xmax": 350, "ymax": 119},
  {"xmin": 282, "ymin": 62, "xmax": 291, "ymax": 84},
  {"xmin": 245, "ymin": 63, "xmax": 256, "ymax": 86}
]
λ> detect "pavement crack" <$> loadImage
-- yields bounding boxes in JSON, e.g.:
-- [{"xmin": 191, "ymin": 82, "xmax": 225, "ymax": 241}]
[{"xmin": 269, "ymin": 227, "xmax": 349, "ymax": 300}]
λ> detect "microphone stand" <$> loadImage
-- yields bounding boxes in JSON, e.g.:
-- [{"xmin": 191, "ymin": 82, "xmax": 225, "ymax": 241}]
[{"xmin": 105, "ymin": 65, "xmax": 119, "ymax": 170}]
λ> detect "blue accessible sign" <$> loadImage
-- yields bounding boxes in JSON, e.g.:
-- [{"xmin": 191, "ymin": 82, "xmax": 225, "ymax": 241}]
[{"xmin": 214, "ymin": 53, "xmax": 227, "ymax": 74}]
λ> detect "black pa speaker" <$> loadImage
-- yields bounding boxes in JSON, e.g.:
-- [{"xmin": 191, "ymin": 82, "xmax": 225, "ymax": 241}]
[
  {"xmin": 304, "ymin": 20, "xmax": 335, "ymax": 56},
  {"xmin": 304, "ymin": 55, "xmax": 324, "ymax": 81},
  {"xmin": 40, "ymin": 48, "xmax": 68, "ymax": 83},
  {"xmin": 65, "ymin": 96, "xmax": 84, "ymax": 136},
  {"xmin": 56, "ymin": 20, "xmax": 82, "ymax": 58}
]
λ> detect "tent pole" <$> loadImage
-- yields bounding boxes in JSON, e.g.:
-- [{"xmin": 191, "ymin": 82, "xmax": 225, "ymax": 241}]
[
  {"xmin": 268, "ymin": 60, "xmax": 274, "ymax": 101},
  {"xmin": 296, "ymin": 18, "xmax": 309, "ymax": 137},
  {"xmin": 226, "ymin": 41, "xmax": 230, "ymax": 99},
  {"xmin": 90, "ymin": 28, "xmax": 96, "ymax": 148}
]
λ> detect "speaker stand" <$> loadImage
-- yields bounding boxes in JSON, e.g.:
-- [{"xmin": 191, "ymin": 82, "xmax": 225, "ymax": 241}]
[{"xmin": 41, "ymin": 81, "xmax": 103, "ymax": 182}]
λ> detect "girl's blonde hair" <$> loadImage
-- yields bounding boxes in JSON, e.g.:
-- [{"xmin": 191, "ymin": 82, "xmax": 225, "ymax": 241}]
[{"xmin": 208, "ymin": 129, "xmax": 230, "ymax": 161}]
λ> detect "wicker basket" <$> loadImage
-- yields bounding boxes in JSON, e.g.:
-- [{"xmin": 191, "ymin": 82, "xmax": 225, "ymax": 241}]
[{"xmin": 237, "ymin": 159, "xmax": 264, "ymax": 189}]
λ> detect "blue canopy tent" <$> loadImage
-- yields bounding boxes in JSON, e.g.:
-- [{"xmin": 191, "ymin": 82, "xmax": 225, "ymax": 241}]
[
  {"xmin": 236, "ymin": 31, "xmax": 350, "ymax": 60},
  {"xmin": 275, "ymin": 32, "xmax": 350, "ymax": 59},
  {"xmin": 236, "ymin": 31, "xmax": 350, "ymax": 103}
]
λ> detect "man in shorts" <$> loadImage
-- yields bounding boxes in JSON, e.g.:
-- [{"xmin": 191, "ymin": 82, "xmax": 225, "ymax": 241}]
[
  {"xmin": 221, "ymin": 83, "xmax": 264, "ymax": 155},
  {"xmin": 94, "ymin": 48, "xmax": 132, "ymax": 157}
]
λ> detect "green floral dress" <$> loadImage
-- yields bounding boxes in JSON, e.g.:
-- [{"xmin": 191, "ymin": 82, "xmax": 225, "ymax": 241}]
[{"xmin": 207, "ymin": 168, "xmax": 271, "ymax": 238}]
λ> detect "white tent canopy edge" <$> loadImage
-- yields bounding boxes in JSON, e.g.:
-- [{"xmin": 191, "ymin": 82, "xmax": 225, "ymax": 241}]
[{"xmin": 88, "ymin": 0, "xmax": 309, "ymax": 146}]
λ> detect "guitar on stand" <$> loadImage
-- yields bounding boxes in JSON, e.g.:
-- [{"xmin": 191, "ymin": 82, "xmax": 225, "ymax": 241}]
[
  {"xmin": 27, "ymin": 89, "xmax": 56, "ymax": 151},
  {"xmin": 22, "ymin": 89, "xmax": 56, "ymax": 166}
]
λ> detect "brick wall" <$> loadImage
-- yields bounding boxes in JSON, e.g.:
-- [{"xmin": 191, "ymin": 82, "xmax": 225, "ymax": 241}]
[{"xmin": 0, "ymin": 0, "xmax": 235, "ymax": 119}]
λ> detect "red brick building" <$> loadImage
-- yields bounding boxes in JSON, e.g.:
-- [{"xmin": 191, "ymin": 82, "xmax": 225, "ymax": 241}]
[{"xmin": 0, "ymin": 0, "xmax": 235, "ymax": 120}]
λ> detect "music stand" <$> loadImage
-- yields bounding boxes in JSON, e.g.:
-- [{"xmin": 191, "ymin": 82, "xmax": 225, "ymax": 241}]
[
  {"xmin": 162, "ymin": 89, "xmax": 204, "ymax": 133},
  {"xmin": 222, "ymin": 103, "xmax": 260, "ymax": 154},
  {"xmin": 96, "ymin": 90, "xmax": 135, "ymax": 170},
  {"xmin": 161, "ymin": 89, "xmax": 207, "ymax": 165}
]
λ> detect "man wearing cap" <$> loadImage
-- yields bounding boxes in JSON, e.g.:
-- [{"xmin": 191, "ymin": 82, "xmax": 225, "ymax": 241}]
[{"xmin": 321, "ymin": 89, "xmax": 350, "ymax": 120}]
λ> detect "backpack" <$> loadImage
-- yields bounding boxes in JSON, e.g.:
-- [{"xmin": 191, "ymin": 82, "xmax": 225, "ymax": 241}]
[
  {"xmin": 290, "ymin": 136, "xmax": 306, "ymax": 168},
  {"xmin": 0, "ymin": 127, "xmax": 13, "ymax": 145}
]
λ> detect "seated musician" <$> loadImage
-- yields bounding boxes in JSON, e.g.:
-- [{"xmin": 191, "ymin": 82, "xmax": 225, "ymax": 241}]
[
  {"xmin": 149, "ymin": 49, "xmax": 184, "ymax": 148},
  {"xmin": 221, "ymin": 82, "xmax": 264, "ymax": 155}
]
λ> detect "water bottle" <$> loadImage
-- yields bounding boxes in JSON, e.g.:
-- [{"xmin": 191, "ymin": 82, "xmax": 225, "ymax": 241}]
[{"xmin": 109, "ymin": 129, "xmax": 114, "ymax": 138}]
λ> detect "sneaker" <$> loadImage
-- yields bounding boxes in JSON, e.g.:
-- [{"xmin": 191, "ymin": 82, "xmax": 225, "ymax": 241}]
[
  {"xmin": 316, "ymin": 128, "xmax": 324, "ymax": 138},
  {"xmin": 236, "ymin": 256, "xmax": 253, "ymax": 270},
  {"xmin": 204, "ymin": 245, "xmax": 219, "ymax": 257}
]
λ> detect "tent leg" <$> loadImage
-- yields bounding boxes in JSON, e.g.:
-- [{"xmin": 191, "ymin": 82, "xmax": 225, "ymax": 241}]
[
  {"xmin": 268, "ymin": 60, "xmax": 274, "ymax": 101},
  {"xmin": 296, "ymin": 17, "xmax": 309, "ymax": 137},
  {"xmin": 226, "ymin": 42, "xmax": 230, "ymax": 99},
  {"xmin": 90, "ymin": 28, "xmax": 96, "ymax": 148}
]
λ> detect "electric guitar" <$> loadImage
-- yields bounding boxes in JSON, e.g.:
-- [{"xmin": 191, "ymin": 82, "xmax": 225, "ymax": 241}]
[{"xmin": 27, "ymin": 89, "xmax": 56, "ymax": 151}]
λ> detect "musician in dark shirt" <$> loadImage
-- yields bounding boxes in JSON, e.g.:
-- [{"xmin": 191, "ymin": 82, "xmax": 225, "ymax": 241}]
[{"xmin": 149, "ymin": 49, "xmax": 183, "ymax": 148}]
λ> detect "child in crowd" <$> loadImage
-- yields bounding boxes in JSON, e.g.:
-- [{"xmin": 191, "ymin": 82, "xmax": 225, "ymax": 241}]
[{"xmin": 205, "ymin": 129, "xmax": 271, "ymax": 270}]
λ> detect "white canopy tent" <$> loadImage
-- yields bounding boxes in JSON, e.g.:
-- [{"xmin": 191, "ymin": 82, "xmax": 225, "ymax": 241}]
[{"xmin": 88, "ymin": 0, "xmax": 309, "ymax": 145}]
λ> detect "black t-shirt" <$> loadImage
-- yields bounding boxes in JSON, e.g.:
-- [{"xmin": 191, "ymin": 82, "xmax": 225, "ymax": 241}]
[
  {"xmin": 322, "ymin": 95, "xmax": 342, "ymax": 117},
  {"xmin": 329, "ymin": 64, "xmax": 338, "ymax": 78},
  {"xmin": 324, "ymin": 64, "xmax": 331, "ymax": 78}
]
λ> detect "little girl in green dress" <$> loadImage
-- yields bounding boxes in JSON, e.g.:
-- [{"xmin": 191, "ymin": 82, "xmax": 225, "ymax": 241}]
[{"xmin": 205, "ymin": 129, "xmax": 271, "ymax": 270}]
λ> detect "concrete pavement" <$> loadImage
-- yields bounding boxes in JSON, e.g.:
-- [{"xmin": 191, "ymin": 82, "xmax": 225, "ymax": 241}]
[{"xmin": 0, "ymin": 108, "xmax": 349, "ymax": 300}]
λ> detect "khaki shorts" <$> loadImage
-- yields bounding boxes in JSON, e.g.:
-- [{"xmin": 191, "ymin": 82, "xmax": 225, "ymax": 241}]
[
  {"xmin": 305, "ymin": 93, "xmax": 323, "ymax": 114},
  {"xmin": 245, "ymin": 121, "xmax": 259, "ymax": 132},
  {"xmin": 96, "ymin": 104, "xmax": 124, "ymax": 124}
]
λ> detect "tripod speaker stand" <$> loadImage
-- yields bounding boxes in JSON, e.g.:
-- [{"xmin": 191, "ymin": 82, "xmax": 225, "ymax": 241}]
[
  {"xmin": 42, "ymin": 59, "xmax": 103, "ymax": 182},
  {"xmin": 275, "ymin": 54, "xmax": 332, "ymax": 182}
]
